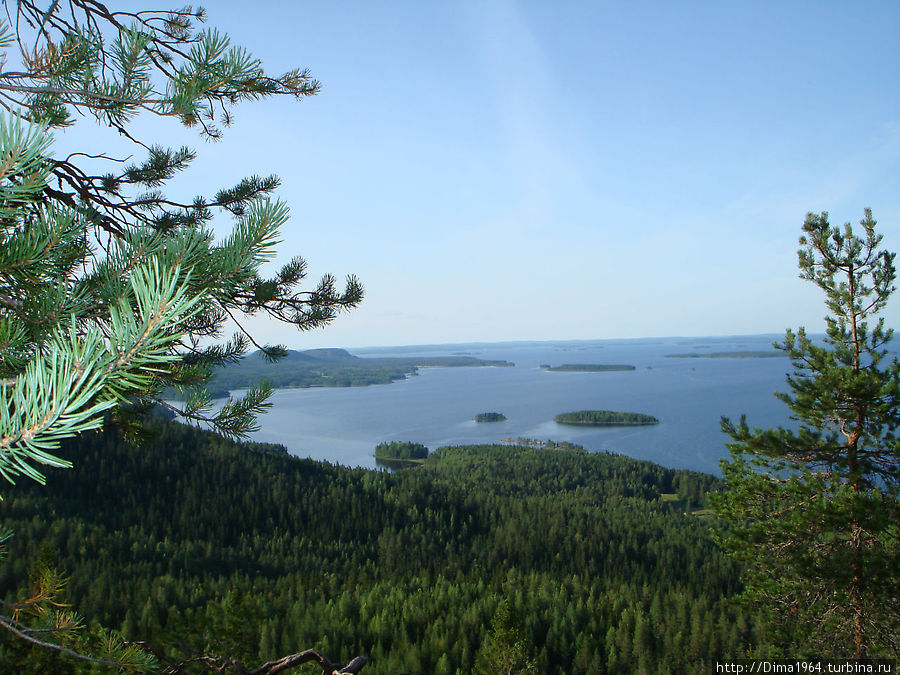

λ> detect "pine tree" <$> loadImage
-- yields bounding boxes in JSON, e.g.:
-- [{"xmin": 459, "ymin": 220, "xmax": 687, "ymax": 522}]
[
  {"xmin": 0, "ymin": 1, "xmax": 363, "ymax": 488},
  {"xmin": 0, "ymin": 2, "xmax": 367, "ymax": 670},
  {"xmin": 712, "ymin": 209, "xmax": 899, "ymax": 657}
]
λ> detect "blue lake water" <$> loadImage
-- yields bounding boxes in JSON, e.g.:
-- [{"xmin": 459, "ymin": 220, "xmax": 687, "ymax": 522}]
[{"xmin": 237, "ymin": 334, "xmax": 817, "ymax": 475}]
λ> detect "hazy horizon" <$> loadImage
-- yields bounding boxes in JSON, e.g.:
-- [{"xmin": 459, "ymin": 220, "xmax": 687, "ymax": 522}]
[{"xmin": 291, "ymin": 330, "xmax": 823, "ymax": 353}]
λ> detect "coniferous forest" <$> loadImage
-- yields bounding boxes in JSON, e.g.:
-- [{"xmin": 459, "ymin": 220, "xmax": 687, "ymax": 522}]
[{"xmin": 0, "ymin": 417, "xmax": 762, "ymax": 673}]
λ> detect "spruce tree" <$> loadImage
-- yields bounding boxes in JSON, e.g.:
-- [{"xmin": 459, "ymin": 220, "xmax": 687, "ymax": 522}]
[
  {"xmin": 0, "ymin": 1, "xmax": 363, "ymax": 488},
  {"xmin": 712, "ymin": 209, "xmax": 899, "ymax": 657},
  {"xmin": 474, "ymin": 599, "xmax": 537, "ymax": 675}
]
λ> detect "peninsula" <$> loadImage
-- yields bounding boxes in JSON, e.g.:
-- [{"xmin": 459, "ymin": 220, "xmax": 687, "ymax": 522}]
[{"xmin": 174, "ymin": 348, "xmax": 515, "ymax": 398}]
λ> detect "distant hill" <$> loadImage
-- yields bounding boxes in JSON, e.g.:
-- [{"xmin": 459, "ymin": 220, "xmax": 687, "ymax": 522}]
[
  {"xmin": 278, "ymin": 348, "xmax": 360, "ymax": 362},
  {"xmin": 238, "ymin": 347, "xmax": 359, "ymax": 364}
]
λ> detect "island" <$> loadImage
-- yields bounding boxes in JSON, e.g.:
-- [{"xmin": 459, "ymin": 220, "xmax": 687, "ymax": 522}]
[
  {"xmin": 474, "ymin": 412, "xmax": 507, "ymax": 423},
  {"xmin": 554, "ymin": 410, "xmax": 659, "ymax": 426},
  {"xmin": 374, "ymin": 441, "xmax": 429, "ymax": 469},
  {"xmin": 540, "ymin": 363, "xmax": 635, "ymax": 372},
  {"xmin": 664, "ymin": 351, "xmax": 786, "ymax": 359}
]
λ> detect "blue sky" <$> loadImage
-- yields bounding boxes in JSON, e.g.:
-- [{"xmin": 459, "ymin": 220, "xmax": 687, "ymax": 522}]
[{"xmin": 60, "ymin": 1, "xmax": 900, "ymax": 348}]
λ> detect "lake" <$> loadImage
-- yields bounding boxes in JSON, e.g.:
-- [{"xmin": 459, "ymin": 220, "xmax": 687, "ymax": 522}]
[{"xmin": 236, "ymin": 334, "xmax": 815, "ymax": 475}]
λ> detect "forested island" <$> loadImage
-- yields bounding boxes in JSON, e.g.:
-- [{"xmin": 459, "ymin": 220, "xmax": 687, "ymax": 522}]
[
  {"xmin": 374, "ymin": 441, "xmax": 429, "ymax": 468},
  {"xmin": 0, "ymin": 416, "xmax": 760, "ymax": 673},
  {"xmin": 555, "ymin": 410, "xmax": 660, "ymax": 426},
  {"xmin": 172, "ymin": 348, "xmax": 514, "ymax": 398},
  {"xmin": 475, "ymin": 412, "xmax": 507, "ymax": 422},
  {"xmin": 540, "ymin": 363, "xmax": 635, "ymax": 372},
  {"xmin": 665, "ymin": 351, "xmax": 787, "ymax": 359}
]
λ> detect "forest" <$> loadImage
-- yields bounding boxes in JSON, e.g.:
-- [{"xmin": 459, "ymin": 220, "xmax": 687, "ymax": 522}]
[{"xmin": 0, "ymin": 417, "xmax": 762, "ymax": 673}]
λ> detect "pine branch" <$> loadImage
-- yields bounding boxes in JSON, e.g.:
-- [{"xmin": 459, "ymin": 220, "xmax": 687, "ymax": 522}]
[
  {"xmin": 0, "ymin": 614, "xmax": 138, "ymax": 667},
  {"xmin": 0, "ymin": 0, "xmax": 360, "ymax": 470}
]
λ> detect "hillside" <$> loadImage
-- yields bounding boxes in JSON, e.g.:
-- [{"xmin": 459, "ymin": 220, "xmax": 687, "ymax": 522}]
[{"xmin": 0, "ymin": 419, "xmax": 761, "ymax": 673}]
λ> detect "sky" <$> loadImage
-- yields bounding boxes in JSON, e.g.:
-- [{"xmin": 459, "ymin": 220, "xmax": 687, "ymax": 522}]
[{"xmin": 58, "ymin": 1, "xmax": 900, "ymax": 348}]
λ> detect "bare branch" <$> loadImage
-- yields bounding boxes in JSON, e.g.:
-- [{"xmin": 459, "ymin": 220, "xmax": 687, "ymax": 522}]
[{"xmin": 0, "ymin": 614, "xmax": 130, "ymax": 667}]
